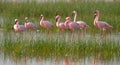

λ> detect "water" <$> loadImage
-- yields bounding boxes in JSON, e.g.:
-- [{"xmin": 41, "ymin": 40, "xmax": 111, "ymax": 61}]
[
  {"xmin": 0, "ymin": 54, "xmax": 120, "ymax": 65},
  {"xmin": 0, "ymin": 29, "xmax": 120, "ymax": 65}
]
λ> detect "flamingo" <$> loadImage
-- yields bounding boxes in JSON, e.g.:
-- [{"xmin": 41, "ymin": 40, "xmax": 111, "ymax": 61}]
[
  {"xmin": 25, "ymin": 17, "xmax": 37, "ymax": 40},
  {"xmin": 55, "ymin": 15, "xmax": 66, "ymax": 38},
  {"xmin": 25, "ymin": 17, "xmax": 36, "ymax": 30},
  {"xmin": 94, "ymin": 10, "xmax": 113, "ymax": 39},
  {"xmin": 14, "ymin": 19, "xmax": 26, "ymax": 40},
  {"xmin": 72, "ymin": 10, "xmax": 89, "ymax": 36},
  {"xmin": 55, "ymin": 15, "xmax": 66, "ymax": 30},
  {"xmin": 14, "ymin": 19, "xmax": 26, "ymax": 33},
  {"xmin": 40, "ymin": 14, "xmax": 53, "ymax": 35},
  {"xmin": 65, "ymin": 17, "xmax": 79, "ymax": 40}
]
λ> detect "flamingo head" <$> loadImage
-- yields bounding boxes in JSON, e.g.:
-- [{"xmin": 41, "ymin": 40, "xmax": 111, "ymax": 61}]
[
  {"xmin": 65, "ymin": 17, "xmax": 71, "ymax": 22},
  {"xmin": 25, "ymin": 17, "xmax": 29, "ymax": 23},
  {"xmin": 55, "ymin": 15, "xmax": 60, "ymax": 22},
  {"xmin": 94, "ymin": 10, "xmax": 99, "ymax": 18},
  {"xmin": 14, "ymin": 19, "xmax": 19, "ymax": 24},
  {"xmin": 72, "ymin": 10, "xmax": 77, "ymax": 17},
  {"xmin": 40, "ymin": 14, "xmax": 44, "ymax": 19},
  {"xmin": 66, "ymin": 17, "xmax": 70, "ymax": 20}
]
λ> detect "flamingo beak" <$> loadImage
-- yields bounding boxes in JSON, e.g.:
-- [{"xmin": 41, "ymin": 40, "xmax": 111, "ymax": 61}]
[
  {"xmin": 15, "ymin": 21, "xmax": 17, "ymax": 24},
  {"xmin": 94, "ymin": 15, "xmax": 96, "ymax": 18},
  {"xmin": 40, "ymin": 15, "xmax": 43, "ymax": 19},
  {"xmin": 94, "ymin": 12, "xmax": 97, "ymax": 18},
  {"xmin": 55, "ymin": 15, "xmax": 60, "ymax": 22},
  {"xmin": 15, "ymin": 21, "xmax": 19, "ymax": 24},
  {"xmin": 15, "ymin": 19, "xmax": 18, "ymax": 24},
  {"xmin": 55, "ymin": 17, "xmax": 58, "ymax": 22}
]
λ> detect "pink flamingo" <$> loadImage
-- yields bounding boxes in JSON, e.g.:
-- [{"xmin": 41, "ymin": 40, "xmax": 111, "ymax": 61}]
[
  {"xmin": 72, "ymin": 10, "xmax": 89, "ymax": 36},
  {"xmin": 94, "ymin": 10, "xmax": 113, "ymax": 39},
  {"xmin": 14, "ymin": 19, "xmax": 26, "ymax": 33},
  {"xmin": 55, "ymin": 15, "xmax": 66, "ymax": 31},
  {"xmin": 25, "ymin": 17, "xmax": 37, "ymax": 40},
  {"xmin": 40, "ymin": 14, "xmax": 53, "ymax": 36},
  {"xmin": 40, "ymin": 14, "xmax": 53, "ymax": 29},
  {"xmin": 25, "ymin": 17, "xmax": 36, "ymax": 30},
  {"xmin": 40, "ymin": 14, "xmax": 53, "ymax": 31},
  {"xmin": 65, "ymin": 17, "xmax": 79, "ymax": 40},
  {"xmin": 55, "ymin": 15, "xmax": 66, "ymax": 37}
]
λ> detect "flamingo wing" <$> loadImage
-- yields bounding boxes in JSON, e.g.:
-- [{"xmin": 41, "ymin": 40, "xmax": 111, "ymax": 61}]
[
  {"xmin": 43, "ymin": 21, "xmax": 53, "ymax": 28},
  {"xmin": 98, "ymin": 21, "xmax": 112, "ymax": 29},
  {"xmin": 59, "ymin": 23, "xmax": 66, "ymax": 29},
  {"xmin": 19, "ymin": 25, "xmax": 26, "ymax": 31},
  {"xmin": 77, "ymin": 21, "xmax": 89, "ymax": 28},
  {"xmin": 69, "ymin": 22, "xmax": 79, "ymax": 30},
  {"xmin": 29, "ymin": 22, "xmax": 36, "ymax": 29}
]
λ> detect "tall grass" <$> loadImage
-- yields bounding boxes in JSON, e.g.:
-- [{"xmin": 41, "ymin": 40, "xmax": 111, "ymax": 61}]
[{"xmin": 0, "ymin": 2, "xmax": 120, "ymax": 32}]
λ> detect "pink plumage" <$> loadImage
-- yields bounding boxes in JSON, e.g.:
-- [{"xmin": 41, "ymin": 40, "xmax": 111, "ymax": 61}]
[
  {"xmin": 55, "ymin": 15, "xmax": 66, "ymax": 30},
  {"xmin": 14, "ymin": 19, "xmax": 26, "ymax": 33},
  {"xmin": 65, "ymin": 17, "xmax": 79, "ymax": 31},
  {"xmin": 40, "ymin": 15, "xmax": 53, "ymax": 29},
  {"xmin": 25, "ymin": 17, "xmax": 36, "ymax": 30}
]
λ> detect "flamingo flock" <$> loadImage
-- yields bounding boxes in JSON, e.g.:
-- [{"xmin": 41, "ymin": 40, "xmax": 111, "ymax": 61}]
[{"xmin": 14, "ymin": 10, "xmax": 113, "ymax": 39}]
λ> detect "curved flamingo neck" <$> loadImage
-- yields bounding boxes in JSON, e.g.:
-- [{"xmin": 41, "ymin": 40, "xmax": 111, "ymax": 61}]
[
  {"xmin": 40, "ymin": 17, "xmax": 44, "ymax": 22},
  {"xmin": 94, "ymin": 13, "xmax": 99, "ymax": 23},
  {"xmin": 25, "ymin": 20, "xmax": 29, "ymax": 23},
  {"xmin": 74, "ymin": 13, "xmax": 77, "ymax": 22},
  {"xmin": 56, "ymin": 18, "xmax": 60, "ymax": 26},
  {"xmin": 16, "ymin": 21, "xmax": 19, "ymax": 25},
  {"xmin": 57, "ymin": 18, "xmax": 60, "ymax": 23}
]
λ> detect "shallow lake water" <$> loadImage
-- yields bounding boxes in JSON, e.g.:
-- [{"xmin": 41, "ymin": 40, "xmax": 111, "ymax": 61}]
[{"xmin": 0, "ymin": 29, "xmax": 120, "ymax": 65}]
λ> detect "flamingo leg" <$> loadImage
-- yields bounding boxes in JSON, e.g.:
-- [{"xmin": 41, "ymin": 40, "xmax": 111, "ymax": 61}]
[
  {"xmin": 103, "ymin": 30, "xmax": 106, "ymax": 39},
  {"xmin": 62, "ymin": 29, "xmax": 65, "ymax": 39},
  {"xmin": 98, "ymin": 29, "xmax": 103, "ymax": 41},
  {"xmin": 20, "ymin": 32, "xmax": 24, "ymax": 40},
  {"xmin": 46, "ymin": 28, "xmax": 50, "ymax": 39},
  {"xmin": 109, "ymin": 29, "xmax": 112, "ymax": 39},
  {"xmin": 78, "ymin": 30, "xmax": 82, "ymax": 39},
  {"xmin": 100, "ymin": 29, "xmax": 103, "ymax": 40},
  {"xmin": 70, "ymin": 30, "xmax": 74, "ymax": 42},
  {"xmin": 83, "ymin": 28, "xmax": 86, "ymax": 37},
  {"xmin": 29, "ymin": 30, "xmax": 33, "ymax": 41}
]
